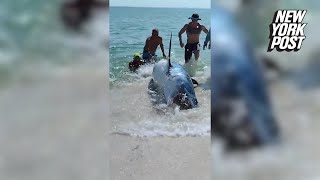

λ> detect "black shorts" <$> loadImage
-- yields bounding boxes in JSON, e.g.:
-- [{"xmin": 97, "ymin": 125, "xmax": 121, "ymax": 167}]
[
  {"xmin": 142, "ymin": 51, "xmax": 155, "ymax": 63},
  {"xmin": 185, "ymin": 42, "xmax": 200, "ymax": 63}
]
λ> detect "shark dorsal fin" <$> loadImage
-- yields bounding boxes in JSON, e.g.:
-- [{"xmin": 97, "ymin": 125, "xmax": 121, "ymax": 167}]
[{"xmin": 168, "ymin": 32, "xmax": 172, "ymax": 70}]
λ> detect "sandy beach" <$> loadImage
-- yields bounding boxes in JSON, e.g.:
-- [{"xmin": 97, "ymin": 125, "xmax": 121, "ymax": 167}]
[
  {"xmin": 0, "ymin": 63, "xmax": 212, "ymax": 180},
  {"xmin": 110, "ymin": 135, "xmax": 210, "ymax": 180},
  {"xmin": 0, "ymin": 64, "xmax": 110, "ymax": 180},
  {"xmin": 109, "ymin": 79, "xmax": 211, "ymax": 180}
]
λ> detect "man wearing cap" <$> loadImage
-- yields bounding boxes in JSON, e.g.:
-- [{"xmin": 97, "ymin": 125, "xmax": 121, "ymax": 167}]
[
  {"xmin": 142, "ymin": 29, "xmax": 166, "ymax": 63},
  {"xmin": 178, "ymin": 14, "xmax": 209, "ymax": 63},
  {"xmin": 128, "ymin": 53, "xmax": 145, "ymax": 72}
]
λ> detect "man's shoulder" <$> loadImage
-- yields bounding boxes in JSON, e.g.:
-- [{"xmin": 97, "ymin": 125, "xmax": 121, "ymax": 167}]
[{"xmin": 150, "ymin": 36, "xmax": 162, "ymax": 41}]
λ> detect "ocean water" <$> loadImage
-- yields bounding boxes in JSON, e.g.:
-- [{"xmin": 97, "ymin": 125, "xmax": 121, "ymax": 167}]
[
  {"xmin": 110, "ymin": 7, "xmax": 211, "ymax": 84},
  {"xmin": 0, "ymin": 0, "xmax": 108, "ymax": 85},
  {"xmin": 109, "ymin": 7, "xmax": 211, "ymax": 137}
]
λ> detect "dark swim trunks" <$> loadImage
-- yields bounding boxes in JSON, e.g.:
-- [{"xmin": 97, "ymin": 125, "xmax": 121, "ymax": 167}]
[
  {"xmin": 142, "ymin": 51, "xmax": 155, "ymax": 63},
  {"xmin": 185, "ymin": 42, "xmax": 200, "ymax": 63}
]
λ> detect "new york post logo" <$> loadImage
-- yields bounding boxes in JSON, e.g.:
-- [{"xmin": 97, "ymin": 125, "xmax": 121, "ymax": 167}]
[{"xmin": 267, "ymin": 10, "xmax": 307, "ymax": 52}]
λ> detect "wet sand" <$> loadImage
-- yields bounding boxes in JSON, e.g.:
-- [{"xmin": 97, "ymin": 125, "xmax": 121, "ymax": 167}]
[
  {"xmin": 110, "ymin": 135, "xmax": 210, "ymax": 180},
  {"xmin": 0, "ymin": 63, "xmax": 211, "ymax": 180}
]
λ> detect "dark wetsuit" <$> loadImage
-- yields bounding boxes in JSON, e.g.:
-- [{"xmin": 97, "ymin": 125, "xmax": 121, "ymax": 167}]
[
  {"xmin": 129, "ymin": 59, "xmax": 145, "ymax": 72},
  {"xmin": 185, "ymin": 22, "xmax": 202, "ymax": 63}
]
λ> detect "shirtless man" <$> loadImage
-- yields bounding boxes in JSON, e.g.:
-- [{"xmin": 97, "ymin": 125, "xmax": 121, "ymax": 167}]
[
  {"xmin": 142, "ymin": 29, "xmax": 166, "ymax": 63},
  {"xmin": 178, "ymin": 14, "xmax": 209, "ymax": 63}
]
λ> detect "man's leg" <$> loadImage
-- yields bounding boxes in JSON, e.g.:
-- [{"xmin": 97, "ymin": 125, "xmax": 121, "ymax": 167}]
[
  {"xmin": 194, "ymin": 43, "xmax": 200, "ymax": 61},
  {"xmin": 194, "ymin": 50, "xmax": 200, "ymax": 61},
  {"xmin": 142, "ymin": 51, "xmax": 151, "ymax": 63},
  {"xmin": 150, "ymin": 52, "xmax": 156, "ymax": 63},
  {"xmin": 185, "ymin": 44, "xmax": 192, "ymax": 63}
]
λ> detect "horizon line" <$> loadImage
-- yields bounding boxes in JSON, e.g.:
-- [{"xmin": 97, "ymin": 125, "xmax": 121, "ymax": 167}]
[{"xmin": 109, "ymin": 5, "xmax": 210, "ymax": 9}]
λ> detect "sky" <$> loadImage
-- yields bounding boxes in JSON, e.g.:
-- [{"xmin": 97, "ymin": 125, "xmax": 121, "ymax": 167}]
[{"xmin": 110, "ymin": 0, "xmax": 210, "ymax": 9}]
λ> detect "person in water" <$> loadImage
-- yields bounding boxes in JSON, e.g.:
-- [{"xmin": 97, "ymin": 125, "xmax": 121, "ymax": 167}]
[
  {"xmin": 203, "ymin": 28, "xmax": 211, "ymax": 50},
  {"xmin": 143, "ymin": 29, "xmax": 166, "ymax": 63},
  {"xmin": 61, "ymin": 0, "xmax": 108, "ymax": 30},
  {"xmin": 129, "ymin": 53, "xmax": 145, "ymax": 72},
  {"xmin": 178, "ymin": 14, "xmax": 209, "ymax": 63}
]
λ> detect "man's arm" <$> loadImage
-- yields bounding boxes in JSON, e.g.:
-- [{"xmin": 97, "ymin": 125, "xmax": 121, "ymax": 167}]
[
  {"xmin": 201, "ymin": 25, "xmax": 209, "ymax": 34},
  {"xmin": 143, "ymin": 38, "xmax": 150, "ymax": 52},
  {"xmin": 178, "ymin": 24, "xmax": 188, "ymax": 47}
]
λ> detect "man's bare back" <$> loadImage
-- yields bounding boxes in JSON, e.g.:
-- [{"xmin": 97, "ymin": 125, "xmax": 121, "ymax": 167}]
[
  {"xmin": 142, "ymin": 29, "xmax": 166, "ymax": 62},
  {"xmin": 144, "ymin": 36, "xmax": 163, "ymax": 54}
]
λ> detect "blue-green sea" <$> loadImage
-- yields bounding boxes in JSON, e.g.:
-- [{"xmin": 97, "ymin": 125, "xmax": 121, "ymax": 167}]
[
  {"xmin": 0, "ymin": 0, "xmax": 107, "ymax": 86},
  {"xmin": 110, "ymin": 7, "xmax": 211, "ymax": 84}
]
